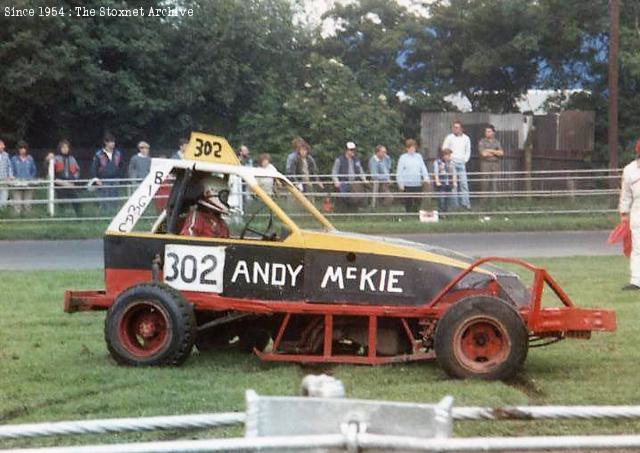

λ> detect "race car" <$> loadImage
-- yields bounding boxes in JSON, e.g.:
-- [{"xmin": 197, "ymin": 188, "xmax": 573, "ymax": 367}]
[{"xmin": 64, "ymin": 132, "xmax": 616, "ymax": 380}]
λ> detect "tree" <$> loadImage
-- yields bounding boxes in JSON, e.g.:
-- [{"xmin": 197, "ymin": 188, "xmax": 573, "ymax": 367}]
[
  {"xmin": 0, "ymin": 0, "xmax": 174, "ymax": 147},
  {"xmin": 318, "ymin": 0, "xmax": 417, "ymax": 97},
  {"xmin": 162, "ymin": 0, "xmax": 304, "ymax": 142},
  {"xmin": 238, "ymin": 54, "xmax": 403, "ymax": 171},
  {"xmin": 0, "ymin": 0, "xmax": 304, "ymax": 149},
  {"xmin": 401, "ymin": 0, "xmax": 610, "ymax": 114}
]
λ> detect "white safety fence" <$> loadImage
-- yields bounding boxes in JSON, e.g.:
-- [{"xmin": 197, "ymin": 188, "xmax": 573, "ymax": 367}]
[
  {"xmin": 0, "ymin": 166, "xmax": 624, "ymax": 222},
  {"xmin": 2, "ymin": 375, "xmax": 640, "ymax": 452}
]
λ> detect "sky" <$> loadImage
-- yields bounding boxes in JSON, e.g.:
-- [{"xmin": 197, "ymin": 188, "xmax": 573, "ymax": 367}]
[{"xmin": 294, "ymin": 0, "xmax": 430, "ymax": 36}]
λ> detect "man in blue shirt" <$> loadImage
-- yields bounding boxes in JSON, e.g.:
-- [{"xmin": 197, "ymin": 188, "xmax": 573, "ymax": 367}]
[
  {"xmin": 10, "ymin": 141, "xmax": 37, "ymax": 215},
  {"xmin": 368, "ymin": 145, "xmax": 392, "ymax": 207},
  {"xmin": 396, "ymin": 139, "xmax": 429, "ymax": 213}
]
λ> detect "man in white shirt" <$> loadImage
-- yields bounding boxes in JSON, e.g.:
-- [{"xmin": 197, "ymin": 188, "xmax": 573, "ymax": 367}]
[
  {"xmin": 619, "ymin": 138, "xmax": 640, "ymax": 290},
  {"xmin": 442, "ymin": 120, "xmax": 471, "ymax": 209}
]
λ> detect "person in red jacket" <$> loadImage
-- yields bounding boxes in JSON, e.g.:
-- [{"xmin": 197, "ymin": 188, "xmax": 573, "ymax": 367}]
[
  {"xmin": 53, "ymin": 139, "xmax": 82, "ymax": 216},
  {"xmin": 180, "ymin": 183, "xmax": 230, "ymax": 238}
]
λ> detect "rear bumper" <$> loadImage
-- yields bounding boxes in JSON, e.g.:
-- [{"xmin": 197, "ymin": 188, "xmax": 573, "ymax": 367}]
[
  {"xmin": 527, "ymin": 307, "xmax": 617, "ymax": 335},
  {"xmin": 64, "ymin": 290, "xmax": 112, "ymax": 313}
]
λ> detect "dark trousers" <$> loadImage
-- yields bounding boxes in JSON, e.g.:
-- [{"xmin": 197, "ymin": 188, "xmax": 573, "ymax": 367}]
[
  {"xmin": 98, "ymin": 182, "xmax": 120, "ymax": 214},
  {"xmin": 55, "ymin": 187, "xmax": 82, "ymax": 216},
  {"xmin": 436, "ymin": 185, "xmax": 453, "ymax": 212},
  {"xmin": 403, "ymin": 186, "xmax": 422, "ymax": 212}
]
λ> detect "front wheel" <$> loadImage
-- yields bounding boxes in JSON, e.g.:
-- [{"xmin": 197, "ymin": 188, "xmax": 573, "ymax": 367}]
[
  {"xmin": 105, "ymin": 283, "xmax": 196, "ymax": 366},
  {"xmin": 434, "ymin": 296, "xmax": 528, "ymax": 380}
]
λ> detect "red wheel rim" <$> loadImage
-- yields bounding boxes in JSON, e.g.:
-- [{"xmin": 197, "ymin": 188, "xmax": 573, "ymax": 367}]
[
  {"xmin": 453, "ymin": 316, "xmax": 511, "ymax": 373},
  {"xmin": 118, "ymin": 301, "xmax": 170, "ymax": 358}
]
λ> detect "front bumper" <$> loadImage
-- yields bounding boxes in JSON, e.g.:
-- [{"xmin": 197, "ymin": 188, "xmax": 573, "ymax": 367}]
[{"xmin": 64, "ymin": 290, "xmax": 111, "ymax": 313}]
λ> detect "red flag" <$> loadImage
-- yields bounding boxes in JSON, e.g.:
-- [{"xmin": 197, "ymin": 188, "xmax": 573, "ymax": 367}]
[{"xmin": 608, "ymin": 220, "xmax": 632, "ymax": 257}]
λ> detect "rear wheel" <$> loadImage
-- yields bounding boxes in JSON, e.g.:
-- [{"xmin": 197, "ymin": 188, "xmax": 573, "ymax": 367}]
[
  {"xmin": 105, "ymin": 283, "xmax": 196, "ymax": 366},
  {"xmin": 434, "ymin": 296, "xmax": 528, "ymax": 380}
]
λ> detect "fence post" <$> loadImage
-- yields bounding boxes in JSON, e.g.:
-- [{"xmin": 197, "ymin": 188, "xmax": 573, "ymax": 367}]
[
  {"xmin": 523, "ymin": 117, "xmax": 535, "ymax": 200},
  {"xmin": 48, "ymin": 157, "xmax": 55, "ymax": 217}
]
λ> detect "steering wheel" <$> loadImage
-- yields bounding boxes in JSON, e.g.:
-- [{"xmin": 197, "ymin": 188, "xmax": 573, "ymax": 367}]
[{"xmin": 239, "ymin": 205, "xmax": 276, "ymax": 240}]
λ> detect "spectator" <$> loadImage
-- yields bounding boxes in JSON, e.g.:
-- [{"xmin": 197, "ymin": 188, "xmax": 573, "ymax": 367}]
[
  {"xmin": 235, "ymin": 144, "xmax": 253, "ymax": 203},
  {"xmin": 238, "ymin": 145, "xmax": 252, "ymax": 167},
  {"xmin": 172, "ymin": 138, "xmax": 188, "ymax": 159},
  {"xmin": 442, "ymin": 120, "xmax": 471, "ymax": 209},
  {"xmin": 396, "ymin": 138, "xmax": 429, "ymax": 213},
  {"xmin": 53, "ymin": 139, "xmax": 81, "ymax": 216},
  {"xmin": 0, "ymin": 139, "xmax": 13, "ymax": 210},
  {"xmin": 11, "ymin": 141, "xmax": 37, "ymax": 215},
  {"xmin": 618, "ymin": 138, "xmax": 640, "ymax": 290},
  {"xmin": 478, "ymin": 124, "xmax": 504, "ymax": 201},
  {"xmin": 43, "ymin": 152, "xmax": 55, "ymax": 177},
  {"xmin": 292, "ymin": 143, "xmax": 323, "ymax": 195},
  {"xmin": 331, "ymin": 141, "xmax": 367, "ymax": 211},
  {"xmin": 368, "ymin": 144, "xmax": 392, "ymax": 207},
  {"xmin": 256, "ymin": 153, "xmax": 277, "ymax": 195},
  {"xmin": 91, "ymin": 133, "xmax": 124, "ymax": 214},
  {"xmin": 287, "ymin": 137, "xmax": 306, "ymax": 176},
  {"xmin": 128, "ymin": 141, "xmax": 152, "ymax": 180},
  {"xmin": 433, "ymin": 148, "xmax": 457, "ymax": 215}
]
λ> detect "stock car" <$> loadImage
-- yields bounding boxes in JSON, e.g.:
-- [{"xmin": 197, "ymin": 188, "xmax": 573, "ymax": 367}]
[{"xmin": 64, "ymin": 132, "xmax": 616, "ymax": 380}]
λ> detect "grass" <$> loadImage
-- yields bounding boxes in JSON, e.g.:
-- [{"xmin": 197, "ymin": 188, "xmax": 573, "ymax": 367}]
[
  {"xmin": 0, "ymin": 213, "xmax": 620, "ymax": 240},
  {"xmin": 0, "ymin": 189, "xmax": 621, "ymax": 239},
  {"xmin": 0, "ymin": 256, "xmax": 638, "ymax": 448}
]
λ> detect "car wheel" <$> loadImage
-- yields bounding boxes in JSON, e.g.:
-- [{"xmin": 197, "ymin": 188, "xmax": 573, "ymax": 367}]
[
  {"xmin": 434, "ymin": 296, "xmax": 528, "ymax": 380},
  {"xmin": 104, "ymin": 283, "xmax": 196, "ymax": 366}
]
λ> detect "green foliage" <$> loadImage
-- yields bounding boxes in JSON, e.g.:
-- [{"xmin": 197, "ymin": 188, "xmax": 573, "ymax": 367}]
[
  {"xmin": 1, "ymin": 0, "xmax": 639, "ymax": 168},
  {"xmin": 0, "ymin": 0, "xmax": 302, "ymax": 148},
  {"xmin": 238, "ymin": 54, "xmax": 403, "ymax": 170},
  {"xmin": 540, "ymin": 0, "xmax": 640, "ymax": 164},
  {"xmin": 318, "ymin": 0, "xmax": 416, "ymax": 95},
  {"xmin": 0, "ymin": 0, "xmax": 175, "ymax": 146}
]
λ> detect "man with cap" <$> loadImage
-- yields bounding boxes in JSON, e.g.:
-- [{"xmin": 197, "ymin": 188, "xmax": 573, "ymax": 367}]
[
  {"xmin": 128, "ymin": 141, "xmax": 152, "ymax": 180},
  {"xmin": 331, "ymin": 141, "xmax": 366, "ymax": 211},
  {"xmin": 619, "ymin": 138, "xmax": 640, "ymax": 290}
]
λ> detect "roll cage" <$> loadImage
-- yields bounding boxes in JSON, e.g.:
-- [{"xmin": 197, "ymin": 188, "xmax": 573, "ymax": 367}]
[{"xmin": 107, "ymin": 158, "xmax": 334, "ymax": 236}]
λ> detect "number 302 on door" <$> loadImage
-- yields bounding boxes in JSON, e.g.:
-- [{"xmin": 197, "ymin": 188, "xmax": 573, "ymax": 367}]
[{"xmin": 163, "ymin": 245, "xmax": 226, "ymax": 293}]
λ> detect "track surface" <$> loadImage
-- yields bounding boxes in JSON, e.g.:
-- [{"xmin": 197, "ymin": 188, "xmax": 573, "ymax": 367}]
[{"xmin": 0, "ymin": 231, "xmax": 616, "ymax": 270}]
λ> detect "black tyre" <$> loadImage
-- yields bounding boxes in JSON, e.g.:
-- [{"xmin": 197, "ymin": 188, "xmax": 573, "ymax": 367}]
[
  {"xmin": 434, "ymin": 296, "xmax": 528, "ymax": 380},
  {"xmin": 104, "ymin": 283, "xmax": 196, "ymax": 366}
]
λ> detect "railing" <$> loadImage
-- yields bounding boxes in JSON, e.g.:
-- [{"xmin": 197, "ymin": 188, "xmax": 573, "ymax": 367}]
[
  {"xmin": 0, "ymin": 164, "xmax": 623, "ymax": 224},
  {"xmin": 2, "ymin": 375, "xmax": 640, "ymax": 452}
]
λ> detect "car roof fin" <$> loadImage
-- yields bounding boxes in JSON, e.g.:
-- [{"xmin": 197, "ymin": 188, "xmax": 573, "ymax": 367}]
[{"xmin": 184, "ymin": 132, "xmax": 241, "ymax": 166}]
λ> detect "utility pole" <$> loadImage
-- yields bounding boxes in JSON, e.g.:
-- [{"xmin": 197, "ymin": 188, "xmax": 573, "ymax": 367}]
[{"xmin": 608, "ymin": 0, "xmax": 620, "ymax": 174}]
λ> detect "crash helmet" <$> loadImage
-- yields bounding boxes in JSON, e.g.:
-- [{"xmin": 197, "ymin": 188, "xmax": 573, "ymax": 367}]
[{"xmin": 199, "ymin": 177, "xmax": 230, "ymax": 215}]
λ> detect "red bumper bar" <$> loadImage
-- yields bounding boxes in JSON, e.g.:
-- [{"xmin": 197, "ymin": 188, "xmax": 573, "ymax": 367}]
[
  {"xmin": 428, "ymin": 256, "xmax": 617, "ymax": 335},
  {"xmin": 64, "ymin": 290, "xmax": 111, "ymax": 313}
]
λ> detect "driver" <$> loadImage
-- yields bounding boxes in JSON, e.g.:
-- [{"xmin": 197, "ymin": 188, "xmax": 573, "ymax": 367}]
[{"xmin": 180, "ymin": 180, "xmax": 230, "ymax": 239}]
